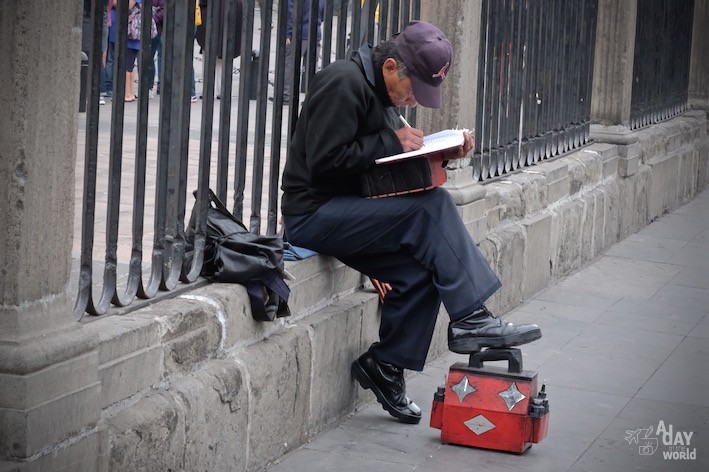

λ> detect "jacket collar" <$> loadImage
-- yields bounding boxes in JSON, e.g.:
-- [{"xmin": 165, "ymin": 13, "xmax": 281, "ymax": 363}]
[{"xmin": 351, "ymin": 44, "xmax": 394, "ymax": 108}]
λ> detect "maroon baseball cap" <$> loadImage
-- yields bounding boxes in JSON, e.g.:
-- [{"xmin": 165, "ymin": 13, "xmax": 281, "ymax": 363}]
[{"xmin": 394, "ymin": 20, "xmax": 453, "ymax": 108}]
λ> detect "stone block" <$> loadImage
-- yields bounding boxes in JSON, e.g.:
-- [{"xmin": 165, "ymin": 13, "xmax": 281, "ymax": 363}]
[
  {"xmin": 0, "ymin": 382, "xmax": 100, "ymax": 459},
  {"xmin": 618, "ymin": 142, "xmax": 641, "ymax": 177},
  {"xmin": 618, "ymin": 165, "xmax": 651, "ymax": 239},
  {"xmin": 173, "ymin": 360, "xmax": 249, "ymax": 472},
  {"xmin": 677, "ymin": 150, "xmax": 697, "ymax": 203},
  {"xmin": 0, "ymin": 351, "xmax": 97, "ymax": 410},
  {"xmin": 305, "ymin": 293, "xmax": 370, "ymax": 433},
  {"xmin": 143, "ymin": 299, "xmax": 222, "ymax": 374},
  {"xmin": 486, "ymin": 223, "xmax": 526, "ymax": 313},
  {"xmin": 647, "ymin": 152, "xmax": 681, "ymax": 219},
  {"xmin": 458, "ymin": 198, "xmax": 488, "ymax": 242},
  {"xmin": 579, "ymin": 192, "xmax": 597, "ymax": 266},
  {"xmin": 98, "ymin": 345, "xmax": 163, "ymax": 409},
  {"xmin": 602, "ymin": 181, "xmax": 622, "ymax": 248},
  {"xmin": 107, "ymin": 391, "xmax": 186, "ymax": 472},
  {"xmin": 573, "ymin": 150, "xmax": 604, "ymax": 184},
  {"xmin": 426, "ymin": 305, "xmax": 451, "ymax": 364},
  {"xmin": 550, "ymin": 200, "xmax": 585, "ymax": 278},
  {"xmin": 87, "ymin": 314, "xmax": 161, "ymax": 366},
  {"xmin": 510, "ymin": 172, "xmax": 548, "ymax": 216},
  {"xmin": 331, "ymin": 260, "xmax": 363, "ymax": 298},
  {"xmin": 191, "ymin": 284, "xmax": 277, "ymax": 352},
  {"xmin": 284, "ymin": 255, "xmax": 330, "ymax": 283},
  {"xmin": 16, "ymin": 429, "xmax": 106, "ymax": 472},
  {"xmin": 485, "ymin": 181, "xmax": 524, "ymax": 222},
  {"xmin": 522, "ymin": 213, "xmax": 552, "ymax": 298},
  {"xmin": 589, "ymin": 188, "xmax": 608, "ymax": 259},
  {"xmin": 285, "ymin": 261, "xmax": 340, "ymax": 318},
  {"xmin": 562, "ymin": 157, "xmax": 586, "ymax": 195},
  {"xmin": 235, "ymin": 325, "xmax": 312, "ymax": 470}
]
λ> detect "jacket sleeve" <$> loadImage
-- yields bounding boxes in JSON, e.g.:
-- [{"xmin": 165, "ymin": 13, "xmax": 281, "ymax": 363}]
[
  {"xmin": 300, "ymin": 70, "xmax": 403, "ymax": 183},
  {"xmin": 286, "ymin": 0, "xmax": 294, "ymax": 39}
]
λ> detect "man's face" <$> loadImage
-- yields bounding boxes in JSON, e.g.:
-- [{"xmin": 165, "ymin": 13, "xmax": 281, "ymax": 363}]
[{"xmin": 382, "ymin": 58, "xmax": 418, "ymax": 107}]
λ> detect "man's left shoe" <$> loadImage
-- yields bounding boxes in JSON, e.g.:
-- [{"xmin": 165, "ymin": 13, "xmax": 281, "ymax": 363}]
[
  {"xmin": 351, "ymin": 351, "xmax": 422, "ymax": 424},
  {"xmin": 448, "ymin": 306, "xmax": 542, "ymax": 353}
]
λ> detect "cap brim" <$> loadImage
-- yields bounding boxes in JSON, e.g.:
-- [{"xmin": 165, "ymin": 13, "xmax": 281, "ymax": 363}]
[{"xmin": 410, "ymin": 74, "xmax": 442, "ymax": 108}]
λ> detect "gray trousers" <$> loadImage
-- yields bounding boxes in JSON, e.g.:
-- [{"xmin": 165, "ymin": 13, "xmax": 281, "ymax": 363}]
[{"xmin": 284, "ymin": 39, "xmax": 320, "ymax": 98}]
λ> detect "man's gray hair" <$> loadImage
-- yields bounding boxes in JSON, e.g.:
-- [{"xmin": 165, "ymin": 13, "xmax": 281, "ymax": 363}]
[{"xmin": 372, "ymin": 38, "xmax": 409, "ymax": 79}]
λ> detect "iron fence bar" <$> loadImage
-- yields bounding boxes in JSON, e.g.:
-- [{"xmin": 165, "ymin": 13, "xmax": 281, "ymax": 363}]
[
  {"xmin": 361, "ymin": 0, "xmax": 375, "ymax": 45},
  {"xmin": 287, "ymin": 0, "xmax": 304, "ymax": 138},
  {"xmin": 400, "ymin": 0, "xmax": 410, "ymax": 29},
  {"xmin": 305, "ymin": 0, "xmax": 320, "ymax": 90},
  {"xmin": 179, "ymin": 0, "xmax": 208, "ymax": 283},
  {"xmin": 268, "ymin": 0, "xmax": 290, "ymax": 235},
  {"xmin": 335, "ymin": 0, "xmax": 348, "ymax": 60},
  {"xmin": 379, "ymin": 0, "xmax": 389, "ymax": 43},
  {"xmin": 174, "ymin": 0, "xmax": 196, "ymax": 284},
  {"xmin": 93, "ymin": 0, "xmax": 130, "ymax": 314},
  {"xmin": 407, "ymin": 0, "xmax": 419, "ymax": 126},
  {"xmin": 249, "ymin": 1, "xmax": 274, "ymax": 233},
  {"xmin": 351, "ymin": 0, "xmax": 362, "ymax": 50},
  {"xmin": 322, "ymin": 0, "xmax": 334, "ymax": 67},
  {"xmin": 114, "ymin": 0, "xmax": 155, "ymax": 307},
  {"xmin": 140, "ymin": 0, "xmax": 174, "ymax": 300},
  {"xmin": 216, "ymin": 0, "xmax": 240, "ymax": 202},
  {"xmin": 234, "ymin": 0, "xmax": 256, "ymax": 219},
  {"xmin": 160, "ymin": 0, "xmax": 193, "ymax": 291},
  {"xmin": 519, "ymin": 0, "xmax": 531, "ymax": 167},
  {"xmin": 74, "ymin": 0, "xmax": 105, "ymax": 319},
  {"xmin": 389, "ymin": 0, "xmax": 400, "ymax": 35}
]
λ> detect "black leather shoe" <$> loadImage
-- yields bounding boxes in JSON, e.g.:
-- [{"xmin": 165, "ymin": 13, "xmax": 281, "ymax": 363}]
[
  {"xmin": 351, "ymin": 351, "xmax": 421, "ymax": 424},
  {"xmin": 448, "ymin": 306, "xmax": 542, "ymax": 353}
]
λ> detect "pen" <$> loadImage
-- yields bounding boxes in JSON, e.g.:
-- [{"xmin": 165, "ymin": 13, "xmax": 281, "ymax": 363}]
[{"xmin": 399, "ymin": 114, "xmax": 412, "ymax": 128}]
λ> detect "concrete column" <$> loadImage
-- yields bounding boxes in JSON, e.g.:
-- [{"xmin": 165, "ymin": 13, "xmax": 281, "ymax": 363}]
[
  {"xmin": 689, "ymin": 0, "xmax": 709, "ymax": 111},
  {"xmin": 0, "ymin": 1, "xmax": 102, "ymax": 469},
  {"xmin": 417, "ymin": 0, "xmax": 484, "ymax": 205},
  {"xmin": 590, "ymin": 0, "xmax": 637, "ymax": 128}
]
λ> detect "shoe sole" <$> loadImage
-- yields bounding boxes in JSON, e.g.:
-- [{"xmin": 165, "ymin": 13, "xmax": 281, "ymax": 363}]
[
  {"xmin": 351, "ymin": 361, "xmax": 421, "ymax": 424},
  {"xmin": 448, "ymin": 327, "xmax": 542, "ymax": 354}
]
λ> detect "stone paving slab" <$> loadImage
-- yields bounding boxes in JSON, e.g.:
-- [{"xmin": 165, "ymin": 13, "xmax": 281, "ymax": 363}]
[{"xmin": 267, "ymin": 188, "xmax": 709, "ymax": 472}]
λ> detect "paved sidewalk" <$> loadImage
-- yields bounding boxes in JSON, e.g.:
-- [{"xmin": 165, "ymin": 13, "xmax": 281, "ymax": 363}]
[{"xmin": 268, "ymin": 189, "xmax": 709, "ymax": 472}]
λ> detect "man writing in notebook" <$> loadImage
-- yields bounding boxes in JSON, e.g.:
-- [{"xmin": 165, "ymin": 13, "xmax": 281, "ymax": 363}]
[{"xmin": 281, "ymin": 20, "xmax": 541, "ymax": 424}]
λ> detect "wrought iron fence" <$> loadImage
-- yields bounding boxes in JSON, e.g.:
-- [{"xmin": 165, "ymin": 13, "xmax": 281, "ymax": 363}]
[
  {"xmin": 75, "ymin": 0, "xmax": 419, "ymax": 318},
  {"xmin": 473, "ymin": 0, "xmax": 598, "ymax": 181},
  {"xmin": 630, "ymin": 0, "xmax": 694, "ymax": 130}
]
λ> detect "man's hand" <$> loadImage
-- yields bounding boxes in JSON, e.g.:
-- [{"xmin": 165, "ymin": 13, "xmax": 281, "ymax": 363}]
[
  {"xmin": 394, "ymin": 127, "xmax": 424, "ymax": 152},
  {"xmin": 438, "ymin": 130, "xmax": 475, "ymax": 160}
]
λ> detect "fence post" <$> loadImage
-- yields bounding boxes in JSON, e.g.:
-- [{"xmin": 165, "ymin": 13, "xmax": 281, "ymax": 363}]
[
  {"xmin": 417, "ymin": 0, "xmax": 485, "ymax": 203},
  {"xmin": 689, "ymin": 0, "xmax": 709, "ymax": 111},
  {"xmin": 0, "ymin": 1, "xmax": 102, "ymax": 469},
  {"xmin": 590, "ymin": 0, "xmax": 638, "ymax": 129}
]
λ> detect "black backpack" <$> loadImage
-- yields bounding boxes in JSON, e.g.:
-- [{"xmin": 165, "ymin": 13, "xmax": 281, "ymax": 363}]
[{"xmin": 186, "ymin": 190, "xmax": 290, "ymax": 321}]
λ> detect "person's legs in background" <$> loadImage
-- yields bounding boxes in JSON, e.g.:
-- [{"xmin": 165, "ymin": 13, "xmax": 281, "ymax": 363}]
[
  {"xmin": 124, "ymin": 47, "xmax": 138, "ymax": 101},
  {"xmin": 149, "ymin": 34, "xmax": 162, "ymax": 96},
  {"xmin": 104, "ymin": 41, "xmax": 115, "ymax": 98}
]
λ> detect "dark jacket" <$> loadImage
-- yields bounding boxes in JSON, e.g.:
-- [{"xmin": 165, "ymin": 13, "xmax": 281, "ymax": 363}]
[
  {"xmin": 195, "ymin": 0, "xmax": 243, "ymax": 58},
  {"xmin": 281, "ymin": 45, "xmax": 403, "ymax": 215},
  {"xmin": 287, "ymin": 0, "xmax": 324, "ymax": 41}
]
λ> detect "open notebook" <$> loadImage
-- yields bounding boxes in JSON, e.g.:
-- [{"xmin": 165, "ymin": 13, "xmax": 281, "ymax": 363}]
[{"xmin": 375, "ymin": 129, "xmax": 468, "ymax": 164}]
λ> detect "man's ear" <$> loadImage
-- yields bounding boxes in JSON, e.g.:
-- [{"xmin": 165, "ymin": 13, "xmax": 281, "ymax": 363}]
[{"xmin": 382, "ymin": 57, "xmax": 398, "ymax": 77}]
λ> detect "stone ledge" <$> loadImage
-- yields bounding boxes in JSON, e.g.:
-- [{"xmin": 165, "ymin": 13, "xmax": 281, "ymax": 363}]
[{"xmin": 14, "ymin": 111, "xmax": 706, "ymax": 472}]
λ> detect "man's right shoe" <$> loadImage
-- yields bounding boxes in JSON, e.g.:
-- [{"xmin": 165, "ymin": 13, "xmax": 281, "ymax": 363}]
[
  {"xmin": 351, "ymin": 351, "xmax": 421, "ymax": 424},
  {"xmin": 448, "ymin": 306, "xmax": 542, "ymax": 353}
]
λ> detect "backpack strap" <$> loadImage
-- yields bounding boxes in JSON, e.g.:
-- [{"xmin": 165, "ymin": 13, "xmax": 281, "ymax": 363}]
[{"xmin": 245, "ymin": 271, "xmax": 291, "ymax": 321}]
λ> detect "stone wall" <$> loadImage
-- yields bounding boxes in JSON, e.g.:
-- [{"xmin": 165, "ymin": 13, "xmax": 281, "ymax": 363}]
[{"xmin": 11, "ymin": 111, "xmax": 699, "ymax": 472}]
